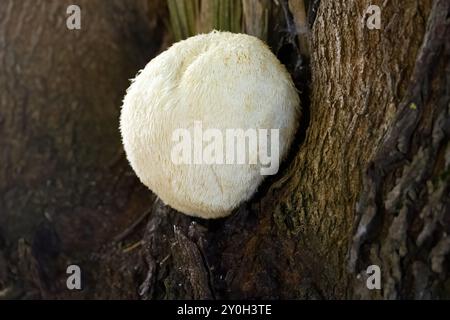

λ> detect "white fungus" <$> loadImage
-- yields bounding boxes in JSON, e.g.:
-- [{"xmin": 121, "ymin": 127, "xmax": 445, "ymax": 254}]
[{"xmin": 120, "ymin": 31, "xmax": 300, "ymax": 219}]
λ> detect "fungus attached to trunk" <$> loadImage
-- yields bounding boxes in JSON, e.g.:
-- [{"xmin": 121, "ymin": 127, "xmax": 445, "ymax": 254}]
[{"xmin": 120, "ymin": 31, "xmax": 300, "ymax": 219}]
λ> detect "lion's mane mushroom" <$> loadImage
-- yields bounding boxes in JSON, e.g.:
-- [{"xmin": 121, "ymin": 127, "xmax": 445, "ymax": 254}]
[{"xmin": 120, "ymin": 31, "xmax": 300, "ymax": 219}]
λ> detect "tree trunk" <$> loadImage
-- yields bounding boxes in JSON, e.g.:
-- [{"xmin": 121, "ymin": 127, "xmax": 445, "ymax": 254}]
[
  {"xmin": 0, "ymin": 0, "xmax": 448, "ymax": 300},
  {"xmin": 0, "ymin": 0, "xmax": 166, "ymax": 299}
]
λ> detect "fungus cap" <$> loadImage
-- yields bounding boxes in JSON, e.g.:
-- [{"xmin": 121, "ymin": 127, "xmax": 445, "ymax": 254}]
[{"xmin": 120, "ymin": 31, "xmax": 300, "ymax": 219}]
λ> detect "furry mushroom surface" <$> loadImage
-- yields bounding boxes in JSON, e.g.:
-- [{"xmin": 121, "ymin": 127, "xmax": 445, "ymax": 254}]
[{"xmin": 120, "ymin": 31, "xmax": 300, "ymax": 219}]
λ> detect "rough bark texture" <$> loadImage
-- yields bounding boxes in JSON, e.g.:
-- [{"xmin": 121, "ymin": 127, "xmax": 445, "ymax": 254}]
[
  {"xmin": 349, "ymin": 0, "xmax": 450, "ymax": 299},
  {"xmin": 1, "ymin": 0, "xmax": 448, "ymax": 300}
]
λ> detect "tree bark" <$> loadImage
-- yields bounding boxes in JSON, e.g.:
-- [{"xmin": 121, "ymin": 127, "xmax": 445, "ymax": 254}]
[
  {"xmin": 0, "ymin": 0, "xmax": 166, "ymax": 299},
  {"xmin": 131, "ymin": 0, "xmax": 449, "ymax": 300},
  {"xmin": 0, "ymin": 0, "xmax": 448, "ymax": 300}
]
